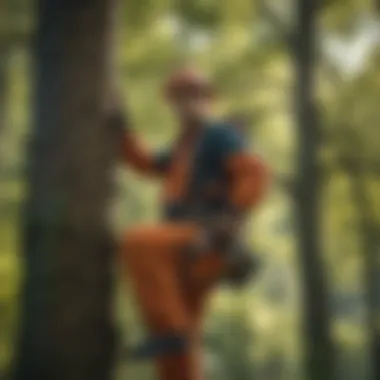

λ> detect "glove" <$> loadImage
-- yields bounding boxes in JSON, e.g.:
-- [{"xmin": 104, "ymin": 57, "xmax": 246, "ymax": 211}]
[
  {"xmin": 106, "ymin": 87, "xmax": 134, "ymax": 158},
  {"xmin": 107, "ymin": 86, "xmax": 131, "ymax": 135}
]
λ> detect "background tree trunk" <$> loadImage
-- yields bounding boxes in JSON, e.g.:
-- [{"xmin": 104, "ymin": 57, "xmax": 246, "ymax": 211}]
[
  {"xmin": 0, "ymin": 53, "xmax": 8, "ymax": 134},
  {"xmin": 347, "ymin": 166, "xmax": 380, "ymax": 380},
  {"xmin": 14, "ymin": 1, "xmax": 118, "ymax": 379},
  {"xmin": 0, "ymin": 51, "xmax": 10, "ymax": 165},
  {"xmin": 294, "ymin": 1, "xmax": 334, "ymax": 380}
]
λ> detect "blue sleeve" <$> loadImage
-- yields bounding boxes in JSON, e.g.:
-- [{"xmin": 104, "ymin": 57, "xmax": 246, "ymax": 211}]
[{"xmin": 212, "ymin": 125, "xmax": 246, "ymax": 162}]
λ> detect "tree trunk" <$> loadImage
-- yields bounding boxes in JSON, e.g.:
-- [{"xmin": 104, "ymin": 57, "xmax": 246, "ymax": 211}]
[
  {"xmin": 0, "ymin": 52, "xmax": 9, "ymax": 159},
  {"xmin": 347, "ymin": 168, "xmax": 380, "ymax": 380},
  {"xmin": 294, "ymin": 1, "xmax": 334, "ymax": 380},
  {"xmin": 14, "ymin": 1, "xmax": 117, "ymax": 380}
]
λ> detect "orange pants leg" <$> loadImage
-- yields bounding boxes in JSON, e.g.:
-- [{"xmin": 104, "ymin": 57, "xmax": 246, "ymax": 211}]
[
  {"xmin": 121, "ymin": 223, "xmax": 202, "ymax": 333},
  {"xmin": 121, "ymin": 224, "xmax": 228, "ymax": 380},
  {"xmin": 156, "ymin": 256, "xmax": 222, "ymax": 380}
]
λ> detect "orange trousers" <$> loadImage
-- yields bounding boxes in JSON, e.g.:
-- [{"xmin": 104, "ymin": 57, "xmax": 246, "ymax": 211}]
[{"xmin": 121, "ymin": 223, "xmax": 229, "ymax": 380}]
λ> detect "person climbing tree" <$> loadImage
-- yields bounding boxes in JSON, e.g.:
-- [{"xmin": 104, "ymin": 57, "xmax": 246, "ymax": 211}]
[{"xmin": 110, "ymin": 67, "xmax": 270, "ymax": 380}]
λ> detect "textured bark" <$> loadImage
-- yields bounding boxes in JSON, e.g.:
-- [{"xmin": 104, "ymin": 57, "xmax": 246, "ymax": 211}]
[
  {"xmin": 14, "ymin": 1, "xmax": 118, "ymax": 380},
  {"xmin": 0, "ymin": 53, "xmax": 8, "ymax": 144},
  {"xmin": 294, "ymin": 1, "xmax": 334, "ymax": 380}
]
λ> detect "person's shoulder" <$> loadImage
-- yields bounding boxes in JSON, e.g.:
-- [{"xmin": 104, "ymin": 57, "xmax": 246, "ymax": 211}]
[{"xmin": 204, "ymin": 119, "xmax": 245, "ymax": 153}]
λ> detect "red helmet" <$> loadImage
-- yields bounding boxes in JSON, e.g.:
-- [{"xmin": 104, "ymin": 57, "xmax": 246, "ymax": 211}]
[{"xmin": 164, "ymin": 68, "xmax": 214, "ymax": 100}]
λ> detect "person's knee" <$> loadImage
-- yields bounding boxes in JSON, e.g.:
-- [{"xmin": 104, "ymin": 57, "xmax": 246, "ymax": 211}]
[{"xmin": 124, "ymin": 225, "xmax": 152, "ymax": 250}]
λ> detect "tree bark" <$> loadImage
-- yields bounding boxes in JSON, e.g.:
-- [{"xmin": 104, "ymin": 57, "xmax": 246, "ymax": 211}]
[
  {"xmin": 14, "ymin": 1, "xmax": 118, "ymax": 380},
  {"xmin": 0, "ymin": 52, "xmax": 9, "ymax": 157},
  {"xmin": 294, "ymin": 1, "xmax": 334, "ymax": 380}
]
